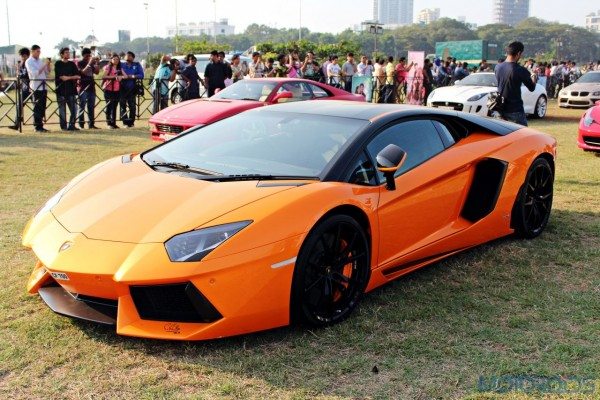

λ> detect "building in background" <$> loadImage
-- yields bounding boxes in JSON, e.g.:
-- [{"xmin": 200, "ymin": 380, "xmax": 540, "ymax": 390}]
[
  {"xmin": 166, "ymin": 19, "xmax": 235, "ymax": 37},
  {"xmin": 493, "ymin": 0, "xmax": 529, "ymax": 26},
  {"xmin": 118, "ymin": 30, "xmax": 131, "ymax": 42},
  {"xmin": 374, "ymin": 0, "xmax": 414, "ymax": 26},
  {"xmin": 417, "ymin": 8, "xmax": 440, "ymax": 25},
  {"xmin": 585, "ymin": 11, "xmax": 600, "ymax": 32}
]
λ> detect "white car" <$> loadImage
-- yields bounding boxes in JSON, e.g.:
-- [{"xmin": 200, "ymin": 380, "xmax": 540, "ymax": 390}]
[
  {"xmin": 558, "ymin": 71, "xmax": 600, "ymax": 108},
  {"xmin": 427, "ymin": 72, "xmax": 548, "ymax": 119}
]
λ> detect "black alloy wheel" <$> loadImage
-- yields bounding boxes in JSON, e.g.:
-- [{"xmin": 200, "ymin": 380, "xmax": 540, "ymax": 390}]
[
  {"xmin": 291, "ymin": 215, "xmax": 370, "ymax": 326},
  {"xmin": 513, "ymin": 157, "xmax": 554, "ymax": 238}
]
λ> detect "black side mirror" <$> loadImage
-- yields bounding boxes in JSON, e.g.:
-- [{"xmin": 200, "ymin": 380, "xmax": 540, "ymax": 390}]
[{"xmin": 376, "ymin": 144, "xmax": 407, "ymax": 191}]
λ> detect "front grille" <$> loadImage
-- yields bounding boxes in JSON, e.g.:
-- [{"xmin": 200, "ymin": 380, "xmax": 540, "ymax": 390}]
[
  {"xmin": 75, "ymin": 294, "xmax": 118, "ymax": 319},
  {"xmin": 570, "ymin": 100, "xmax": 589, "ymax": 106},
  {"xmin": 431, "ymin": 101, "xmax": 463, "ymax": 111},
  {"xmin": 583, "ymin": 136, "xmax": 600, "ymax": 147},
  {"xmin": 571, "ymin": 91, "xmax": 579, "ymax": 96},
  {"xmin": 156, "ymin": 124, "xmax": 183, "ymax": 134},
  {"xmin": 580, "ymin": 92, "xmax": 590, "ymax": 97},
  {"xmin": 130, "ymin": 283, "xmax": 222, "ymax": 323}
]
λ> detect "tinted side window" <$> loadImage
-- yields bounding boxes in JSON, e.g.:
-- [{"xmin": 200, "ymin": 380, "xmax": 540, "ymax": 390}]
[
  {"xmin": 367, "ymin": 120, "xmax": 445, "ymax": 178},
  {"xmin": 432, "ymin": 120, "xmax": 456, "ymax": 147},
  {"xmin": 346, "ymin": 151, "xmax": 377, "ymax": 185},
  {"xmin": 309, "ymin": 84, "xmax": 330, "ymax": 98}
]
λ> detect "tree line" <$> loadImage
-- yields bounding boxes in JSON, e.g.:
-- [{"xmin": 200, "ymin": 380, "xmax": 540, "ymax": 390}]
[{"xmin": 57, "ymin": 17, "xmax": 599, "ymax": 64}]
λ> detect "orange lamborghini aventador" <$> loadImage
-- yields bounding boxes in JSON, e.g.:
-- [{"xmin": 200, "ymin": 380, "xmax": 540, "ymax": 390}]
[{"xmin": 24, "ymin": 101, "xmax": 556, "ymax": 340}]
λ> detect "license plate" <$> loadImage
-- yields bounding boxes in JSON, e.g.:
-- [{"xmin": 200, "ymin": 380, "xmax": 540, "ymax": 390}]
[
  {"xmin": 50, "ymin": 272, "xmax": 70, "ymax": 281},
  {"xmin": 437, "ymin": 106, "xmax": 455, "ymax": 110}
]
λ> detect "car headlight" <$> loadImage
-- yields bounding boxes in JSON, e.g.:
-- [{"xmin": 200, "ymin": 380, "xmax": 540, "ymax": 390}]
[
  {"xmin": 428, "ymin": 90, "xmax": 436, "ymax": 100},
  {"xmin": 583, "ymin": 110, "xmax": 595, "ymax": 127},
  {"xmin": 467, "ymin": 93, "xmax": 488, "ymax": 101},
  {"xmin": 35, "ymin": 187, "xmax": 67, "ymax": 217},
  {"xmin": 592, "ymin": 91, "xmax": 600, "ymax": 96},
  {"xmin": 165, "ymin": 221, "xmax": 252, "ymax": 262},
  {"xmin": 559, "ymin": 90, "xmax": 567, "ymax": 96}
]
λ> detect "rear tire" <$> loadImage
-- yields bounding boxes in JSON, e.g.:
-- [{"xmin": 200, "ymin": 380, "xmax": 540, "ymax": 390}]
[
  {"xmin": 512, "ymin": 157, "xmax": 554, "ymax": 238},
  {"xmin": 291, "ymin": 215, "xmax": 370, "ymax": 326}
]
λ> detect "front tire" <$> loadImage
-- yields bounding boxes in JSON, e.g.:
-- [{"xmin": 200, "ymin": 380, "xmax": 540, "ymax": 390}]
[
  {"xmin": 291, "ymin": 215, "xmax": 370, "ymax": 326},
  {"xmin": 512, "ymin": 157, "xmax": 554, "ymax": 238},
  {"xmin": 533, "ymin": 95, "xmax": 547, "ymax": 119}
]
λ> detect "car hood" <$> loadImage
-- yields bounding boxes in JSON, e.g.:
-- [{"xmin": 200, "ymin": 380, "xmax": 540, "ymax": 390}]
[
  {"xmin": 430, "ymin": 85, "xmax": 494, "ymax": 100},
  {"xmin": 565, "ymin": 82, "xmax": 600, "ymax": 92},
  {"xmin": 51, "ymin": 157, "xmax": 297, "ymax": 243},
  {"xmin": 150, "ymin": 98, "xmax": 264, "ymax": 125}
]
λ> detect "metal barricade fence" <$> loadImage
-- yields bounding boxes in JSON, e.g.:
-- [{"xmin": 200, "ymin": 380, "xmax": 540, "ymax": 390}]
[{"xmin": 0, "ymin": 76, "xmax": 193, "ymax": 132}]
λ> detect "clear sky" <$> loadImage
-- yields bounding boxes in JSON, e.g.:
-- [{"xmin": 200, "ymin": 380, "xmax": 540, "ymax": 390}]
[{"xmin": 0, "ymin": 0, "xmax": 595, "ymax": 56}]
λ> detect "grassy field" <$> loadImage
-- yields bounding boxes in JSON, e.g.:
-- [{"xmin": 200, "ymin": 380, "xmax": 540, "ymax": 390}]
[{"xmin": 0, "ymin": 103, "xmax": 599, "ymax": 399}]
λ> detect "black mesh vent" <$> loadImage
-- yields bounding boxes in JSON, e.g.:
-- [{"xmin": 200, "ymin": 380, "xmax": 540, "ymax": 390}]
[{"xmin": 130, "ymin": 283, "xmax": 222, "ymax": 323}]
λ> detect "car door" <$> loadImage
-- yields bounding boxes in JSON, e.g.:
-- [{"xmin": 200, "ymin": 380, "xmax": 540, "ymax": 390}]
[
  {"xmin": 366, "ymin": 119, "xmax": 473, "ymax": 268},
  {"xmin": 521, "ymin": 84, "xmax": 537, "ymax": 113}
]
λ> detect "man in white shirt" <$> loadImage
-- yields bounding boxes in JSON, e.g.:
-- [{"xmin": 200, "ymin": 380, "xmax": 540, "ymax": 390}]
[
  {"xmin": 25, "ymin": 45, "xmax": 51, "ymax": 132},
  {"xmin": 327, "ymin": 55, "xmax": 342, "ymax": 87},
  {"xmin": 357, "ymin": 55, "xmax": 368, "ymax": 76}
]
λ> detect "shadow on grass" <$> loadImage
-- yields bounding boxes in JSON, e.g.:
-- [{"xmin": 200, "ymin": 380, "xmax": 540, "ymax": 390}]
[{"xmin": 65, "ymin": 207, "xmax": 600, "ymax": 397}]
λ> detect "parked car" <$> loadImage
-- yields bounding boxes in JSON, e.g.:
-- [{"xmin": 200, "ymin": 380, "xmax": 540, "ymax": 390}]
[
  {"xmin": 169, "ymin": 53, "xmax": 252, "ymax": 103},
  {"xmin": 24, "ymin": 101, "xmax": 556, "ymax": 340},
  {"xmin": 149, "ymin": 78, "xmax": 364, "ymax": 142},
  {"xmin": 578, "ymin": 100, "xmax": 600, "ymax": 152},
  {"xmin": 427, "ymin": 72, "xmax": 548, "ymax": 119},
  {"xmin": 558, "ymin": 71, "xmax": 600, "ymax": 109}
]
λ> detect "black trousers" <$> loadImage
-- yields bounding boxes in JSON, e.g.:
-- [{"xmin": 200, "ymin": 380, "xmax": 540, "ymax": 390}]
[
  {"xmin": 104, "ymin": 90, "xmax": 119, "ymax": 126},
  {"xmin": 57, "ymin": 95, "xmax": 77, "ymax": 129},
  {"xmin": 120, "ymin": 89, "xmax": 137, "ymax": 126},
  {"xmin": 32, "ymin": 90, "xmax": 47, "ymax": 130}
]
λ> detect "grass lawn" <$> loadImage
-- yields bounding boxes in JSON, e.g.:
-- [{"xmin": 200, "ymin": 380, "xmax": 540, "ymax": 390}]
[{"xmin": 0, "ymin": 103, "xmax": 599, "ymax": 399}]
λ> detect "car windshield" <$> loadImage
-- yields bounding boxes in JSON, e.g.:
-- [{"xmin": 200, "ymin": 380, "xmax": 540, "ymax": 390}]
[
  {"xmin": 211, "ymin": 81, "xmax": 277, "ymax": 101},
  {"xmin": 455, "ymin": 74, "xmax": 497, "ymax": 87},
  {"xmin": 143, "ymin": 111, "xmax": 368, "ymax": 178},
  {"xmin": 576, "ymin": 72, "xmax": 600, "ymax": 84}
]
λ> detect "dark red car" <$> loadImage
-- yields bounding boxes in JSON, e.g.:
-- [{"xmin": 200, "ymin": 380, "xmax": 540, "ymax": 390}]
[{"xmin": 149, "ymin": 78, "xmax": 364, "ymax": 141}]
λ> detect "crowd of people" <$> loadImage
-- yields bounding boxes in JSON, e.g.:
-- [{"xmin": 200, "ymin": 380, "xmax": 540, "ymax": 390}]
[
  {"xmin": 3, "ymin": 42, "xmax": 600, "ymax": 132},
  {"xmin": 9, "ymin": 44, "xmax": 144, "ymax": 132}
]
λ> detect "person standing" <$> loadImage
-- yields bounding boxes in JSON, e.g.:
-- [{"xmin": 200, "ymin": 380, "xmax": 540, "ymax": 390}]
[
  {"xmin": 301, "ymin": 51, "xmax": 317, "ymax": 80},
  {"xmin": 102, "ymin": 54, "xmax": 125, "ymax": 129},
  {"xmin": 120, "ymin": 51, "xmax": 144, "ymax": 128},
  {"xmin": 495, "ymin": 41, "xmax": 537, "ymax": 126},
  {"xmin": 10, "ymin": 47, "xmax": 30, "ymax": 130},
  {"xmin": 357, "ymin": 55, "xmax": 368, "ymax": 76},
  {"xmin": 341, "ymin": 52, "xmax": 357, "ymax": 92},
  {"xmin": 287, "ymin": 50, "xmax": 301, "ymax": 78},
  {"xmin": 422, "ymin": 59, "xmax": 434, "ymax": 102},
  {"xmin": 204, "ymin": 51, "xmax": 226, "ymax": 97},
  {"xmin": 25, "ymin": 45, "xmax": 51, "ymax": 133},
  {"xmin": 152, "ymin": 55, "xmax": 177, "ymax": 111},
  {"xmin": 248, "ymin": 52, "xmax": 265, "ymax": 78},
  {"xmin": 181, "ymin": 56, "xmax": 201, "ymax": 100},
  {"xmin": 55, "ymin": 47, "xmax": 80, "ymax": 131},
  {"xmin": 327, "ymin": 55, "xmax": 342, "ymax": 88},
  {"xmin": 230, "ymin": 55, "xmax": 244, "ymax": 83},
  {"xmin": 77, "ymin": 48, "xmax": 100, "ymax": 129}
]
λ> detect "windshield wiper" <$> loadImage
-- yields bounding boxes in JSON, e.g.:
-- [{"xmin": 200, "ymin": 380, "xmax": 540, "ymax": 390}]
[
  {"xmin": 149, "ymin": 161, "xmax": 219, "ymax": 176},
  {"xmin": 198, "ymin": 174, "xmax": 319, "ymax": 182}
]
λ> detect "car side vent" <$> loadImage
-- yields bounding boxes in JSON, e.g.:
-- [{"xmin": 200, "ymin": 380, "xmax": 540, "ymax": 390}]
[{"xmin": 461, "ymin": 158, "xmax": 508, "ymax": 222}]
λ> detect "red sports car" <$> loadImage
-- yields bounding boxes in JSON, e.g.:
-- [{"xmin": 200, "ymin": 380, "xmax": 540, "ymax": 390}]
[
  {"xmin": 149, "ymin": 78, "xmax": 364, "ymax": 141},
  {"xmin": 578, "ymin": 100, "xmax": 600, "ymax": 152}
]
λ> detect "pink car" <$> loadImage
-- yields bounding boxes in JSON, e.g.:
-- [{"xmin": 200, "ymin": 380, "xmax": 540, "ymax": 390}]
[{"xmin": 149, "ymin": 78, "xmax": 364, "ymax": 142}]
